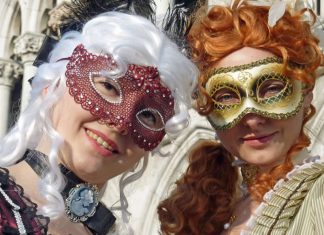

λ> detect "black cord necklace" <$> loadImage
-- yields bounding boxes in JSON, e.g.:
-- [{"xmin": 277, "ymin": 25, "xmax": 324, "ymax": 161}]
[{"xmin": 24, "ymin": 149, "xmax": 116, "ymax": 235}]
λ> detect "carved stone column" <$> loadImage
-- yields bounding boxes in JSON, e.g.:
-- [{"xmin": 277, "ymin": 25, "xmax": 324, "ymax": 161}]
[
  {"xmin": 13, "ymin": 32, "xmax": 45, "ymax": 112},
  {"xmin": 0, "ymin": 59, "xmax": 22, "ymax": 137}
]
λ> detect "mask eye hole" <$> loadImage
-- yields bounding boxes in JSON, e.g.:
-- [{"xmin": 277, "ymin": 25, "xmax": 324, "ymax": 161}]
[
  {"xmin": 257, "ymin": 77, "xmax": 287, "ymax": 100},
  {"xmin": 90, "ymin": 71, "xmax": 122, "ymax": 104},
  {"xmin": 212, "ymin": 86, "xmax": 241, "ymax": 105},
  {"xmin": 136, "ymin": 108, "xmax": 165, "ymax": 131}
]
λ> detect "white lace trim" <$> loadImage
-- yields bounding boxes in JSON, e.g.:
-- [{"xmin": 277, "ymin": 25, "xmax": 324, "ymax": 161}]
[
  {"xmin": 0, "ymin": 185, "xmax": 27, "ymax": 234},
  {"xmin": 242, "ymin": 155, "xmax": 323, "ymax": 234}
]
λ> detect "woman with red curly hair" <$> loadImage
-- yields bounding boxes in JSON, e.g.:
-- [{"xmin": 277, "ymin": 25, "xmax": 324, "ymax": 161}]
[{"xmin": 158, "ymin": 1, "xmax": 324, "ymax": 234}]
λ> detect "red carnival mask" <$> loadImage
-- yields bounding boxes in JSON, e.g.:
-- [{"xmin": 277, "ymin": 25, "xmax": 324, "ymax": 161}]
[{"xmin": 65, "ymin": 45, "xmax": 174, "ymax": 151}]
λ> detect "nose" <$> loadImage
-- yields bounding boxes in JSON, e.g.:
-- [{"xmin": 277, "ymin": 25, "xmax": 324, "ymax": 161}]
[
  {"xmin": 114, "ymin": 124, "xmax": 129, "ymax": 136},
  {"xmin": 105, "ymin": 121, "xmax": 129, "ymax": 135},
  {"xmin": 241, "ymin": 113, "xmax": 266, "ymax": 129}
]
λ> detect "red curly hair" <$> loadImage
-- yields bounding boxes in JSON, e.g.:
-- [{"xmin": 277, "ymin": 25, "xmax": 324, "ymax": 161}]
[
  {"xmin": 158, "ymin": 140, "xmax": 238, "ymax": 235},
  {"xmin": 158, "ymin": 1, "xmax": 323, "ymax": 234}
]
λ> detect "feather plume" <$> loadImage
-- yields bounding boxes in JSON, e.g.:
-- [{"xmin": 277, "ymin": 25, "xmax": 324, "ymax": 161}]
[
  {"xmin": 67, "ymin": 0, "xmax": 156, "ymax": 22},
  {"xmin": 33, "ymin": 0, "xmax": 156, "ymax": 66},
  {"xmin": 163, "ymin": 0, "xmax": 206, "ymax": 37},
  {"xmin": 63, "ymin": 0, "xmax": 156, "ymax": 33},
  {"xmin": 34, "ymin": 0, "xmax": 203, "ymax": 66},
  {"xmin": 229, "ymin": 0, "xmax": 244, "ymax": 9},
  {"xmin": 162, "ymin": 0, "xmax": 207, "ymax": 55},
  {"xmin": 268, "ymin": 0, "xmax": 286, "ymax": 27},
  {"xmin": 235, "ymin": 0, "xmax": 245, "ymax": 8},
  {"xmin": 208, "ymin": 0, "xmax": 232, "ymax": 8}
]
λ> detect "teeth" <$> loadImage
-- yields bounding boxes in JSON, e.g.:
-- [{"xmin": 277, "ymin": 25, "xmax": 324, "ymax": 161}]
[
  {"xmin": 86, "ymin": 130, "xmax": 114, "ymax": 151},
  {"xmin": 102, "ymin": 142, "xmax": 109, "ymax": 148},
  {"xmin": 97, "ymin": 137, "xmax": 104, "ymax": 144}
]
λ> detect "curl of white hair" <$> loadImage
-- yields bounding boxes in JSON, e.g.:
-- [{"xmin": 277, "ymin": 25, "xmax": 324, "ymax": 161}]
[{"xmin": 0, "ymin": 11, "xmax": 198, "ymax": 225}]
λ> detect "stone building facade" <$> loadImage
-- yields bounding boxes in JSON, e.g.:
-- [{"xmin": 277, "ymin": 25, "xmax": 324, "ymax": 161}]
[{"xmin": 0, "ymin": 0, "xmax": 323, "ymax": 234}]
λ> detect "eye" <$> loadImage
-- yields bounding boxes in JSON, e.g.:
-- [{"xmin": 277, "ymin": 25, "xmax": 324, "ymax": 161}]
[
  {"xmin": 90, "ymin": 72, "xmax": 122, "ymax": 103},
  {"xmin": 212, "ymin": 87, "xmax": 241, "ymax": 105},
  {"xmin": 136, "ymin": 108, "xmax": 165, "ymax": 131},
  {"xmin": 258, "ymin": 79, "xmax": 286, "ymax": 99}
]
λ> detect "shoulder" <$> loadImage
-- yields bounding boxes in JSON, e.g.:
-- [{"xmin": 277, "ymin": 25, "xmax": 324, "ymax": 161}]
[
  {"xmin": 285, "ymin": 162, "xmax": 324, "ymax": 234},
  {"xmin": 248, "ymin": 161, "xmax": 324, "ymax": 235},
  {"xmin": 0, "ymin": 167, "xmax": 49, "ymax": 234},
  {"xmin": 305, "ymin": 168, "xmax": 324, "ymax": 216}
]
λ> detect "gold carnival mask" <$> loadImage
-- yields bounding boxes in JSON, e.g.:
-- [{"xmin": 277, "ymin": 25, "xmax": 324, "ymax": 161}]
[{"xmin": 205, "ymin": 57, "xmax": 305, "ymax": 130}]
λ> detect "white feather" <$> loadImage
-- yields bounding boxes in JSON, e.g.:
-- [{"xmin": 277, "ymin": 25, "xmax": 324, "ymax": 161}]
[
  {"xmin": 208, "ymin": 0, "xmax": 232, "ymax": 8},
  {"xmin": 235, "ymin": 0, "xmax": 246, "ymax": 8},
  {"xmin": 268, "ymin": 0, "xmax": 286, "ymax": 27}
]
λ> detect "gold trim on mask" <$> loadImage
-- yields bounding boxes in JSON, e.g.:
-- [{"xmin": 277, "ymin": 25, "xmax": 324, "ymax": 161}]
[{"xmin": 205, "ymin": 57, "xmax": 305, "ymax": 130}]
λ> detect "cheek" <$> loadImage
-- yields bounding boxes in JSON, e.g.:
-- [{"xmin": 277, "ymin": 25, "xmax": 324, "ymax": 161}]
[
  {"xmin": 123, "ymin": 147, "xmax": 146, "ymax": 170},
  {"xmin": 282, "ymin": 111, "xmax": 304, "ymax": 144},
  {"xmin": 51, "ymin": 97, "xmax": 68, "ymax": 129},
  {"xmin": 52, "ymin": 90, "xmax": 95, "ymax": 131},
  {"xmin": 127, "ymin": 142, "xmax": 146, "ymax": 160},
  {"xmin": 216, "ymin": 129, "xmax": 238, "ymax": 155}
]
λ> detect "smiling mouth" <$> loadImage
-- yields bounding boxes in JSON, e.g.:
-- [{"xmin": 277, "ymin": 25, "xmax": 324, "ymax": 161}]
[
  {"xmin": 243, "ymin": 132, "xmax": 276, "ymax": 141},
  {"xmin": 241, "ymin": 132, "xmax": 277, "ymax": 146},
  {"xmin": 86, "ymin": 129, "xmax": 118, "ymax": 153}
]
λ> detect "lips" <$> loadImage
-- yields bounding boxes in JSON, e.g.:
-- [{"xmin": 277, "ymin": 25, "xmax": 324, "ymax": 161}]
[
  {"xmin": 85, "ymin": 128, "xmax": 120, "ymax": 154},
  {"xmin": 241, "ymin": 132, "xmax": 277, "ymax": 146}
]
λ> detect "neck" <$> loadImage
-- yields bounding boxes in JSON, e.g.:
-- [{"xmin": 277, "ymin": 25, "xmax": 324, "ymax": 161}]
[
  {"xmin": 23, "ymin": 149, "xmax": 116, "ymax": 233},
  {"xmin": 35, "ymin": 143, "xmax": 106, "ymax": 191},
  {"xmin": 35, "ymin": 135, "xmax": 53, "ymax": 156},
  {"xmin": 258, "ymin": 148, "xmax": 310, "ymax": 174},
  {"xmin": 291, "ymin": 148, "xmax": 309, "ymax": 165},
  {"xmin": 35, "ymin": 138, "xmax": 107, "ymax": 188},
  {"xmin": 240, "ymin": 148, "xmax": 310, "ymax": 194}
]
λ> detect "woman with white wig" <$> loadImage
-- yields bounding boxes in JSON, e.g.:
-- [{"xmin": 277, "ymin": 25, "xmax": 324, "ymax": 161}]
[{"xmin": 0, "ymin": 11, "xmax": 198, "ymax": 235}]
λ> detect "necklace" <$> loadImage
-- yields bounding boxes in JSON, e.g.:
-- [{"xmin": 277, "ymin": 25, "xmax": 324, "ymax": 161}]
[
  {"xmin": 24, "ymin": 149, "xmax": 116, "ymax": 235},
  {"xmin": 224, "ymin": 215, "xmax": 237, "ymax": 229}
]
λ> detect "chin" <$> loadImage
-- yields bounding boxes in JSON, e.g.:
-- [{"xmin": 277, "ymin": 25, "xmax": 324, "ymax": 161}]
[
  {"xmin": 243, "ymin": 153, "xmax": 283, "ymax": 167},
  {"xmin": 73, "ymin": 157, "xmax": 103, "ymax": 174}
]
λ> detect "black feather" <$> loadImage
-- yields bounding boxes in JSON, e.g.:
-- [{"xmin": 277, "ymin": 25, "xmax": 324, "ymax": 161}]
[
  {"xmin": 163, "ymin": 0, "xmax": 205, "ymax": 37},
  {"xmin": 66, "ymin": 0, "xmax": 156, "ymax": 24},
  {"xmin": 34, "ymin": 0, "xmax": 204, "ymax": 68},
  {"xmin": 33, "ymin": 0, "xmax": 156, "ymax": 68},
  {"xmin": 162, "ymin": 0, "xmax": 207, "ymax": 56}
]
